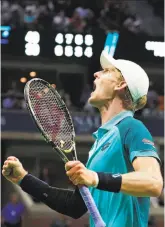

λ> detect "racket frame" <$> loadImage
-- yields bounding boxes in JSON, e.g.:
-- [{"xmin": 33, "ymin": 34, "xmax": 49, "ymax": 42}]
[{"xmin": 24, "ymin": 78, "xmax": 77, "ymax": 162}]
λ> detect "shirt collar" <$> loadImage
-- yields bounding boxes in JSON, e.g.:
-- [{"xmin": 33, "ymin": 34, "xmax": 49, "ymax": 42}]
[{"xmin": 93, "ymin": 110, "xmax": 134, "ymax": 139}]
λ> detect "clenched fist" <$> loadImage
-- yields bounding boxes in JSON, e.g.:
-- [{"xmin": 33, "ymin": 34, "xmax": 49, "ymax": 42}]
[
  {"xmin": 2, "ymin": 156, "xmax": 28, "ymax": 184},
  {"xmin": 65, "ymin": 161, "xmax": 98, "ymax": 187}
]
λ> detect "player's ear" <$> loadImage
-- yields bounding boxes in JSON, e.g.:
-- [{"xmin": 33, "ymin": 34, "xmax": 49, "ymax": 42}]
[{"xmin": 114, "ymin": 81, "xmax": 127, "ymax": 91}]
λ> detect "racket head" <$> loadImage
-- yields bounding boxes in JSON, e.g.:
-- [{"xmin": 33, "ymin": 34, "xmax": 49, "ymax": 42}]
[{"xmin": 24, "ymin": 78, "xmax": 76, "ymax": 159}]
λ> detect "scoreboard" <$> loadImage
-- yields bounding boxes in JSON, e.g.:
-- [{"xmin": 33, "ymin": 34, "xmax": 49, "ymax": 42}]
[
  {"xmin": 1, "ymin": 27, "xmax": 97, "ymax": 60},
  {"xmin": 1, "ymin": 26, "xmax": 164, "ymax": 63},
  {"xmin": 24, "ymin": 31, "xmax": 94, "ymax": 58}
]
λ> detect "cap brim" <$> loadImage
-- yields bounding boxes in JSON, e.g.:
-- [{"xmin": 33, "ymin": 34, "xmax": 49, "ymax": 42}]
[{"xmin": 100, "ymin": 50, "xmax": 117, "ymax": 70}]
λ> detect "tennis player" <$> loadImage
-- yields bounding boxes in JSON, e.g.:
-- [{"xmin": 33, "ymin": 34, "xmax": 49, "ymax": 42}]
[{"xmin": 2, "ymin": 50, "xmax": 163, "ymax": 227}]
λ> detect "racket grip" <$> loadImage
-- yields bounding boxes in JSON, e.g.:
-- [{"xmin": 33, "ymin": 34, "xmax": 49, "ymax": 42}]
[{"xmin": 79, "ymin": 186, "xmax": 106, "ymax": 227}]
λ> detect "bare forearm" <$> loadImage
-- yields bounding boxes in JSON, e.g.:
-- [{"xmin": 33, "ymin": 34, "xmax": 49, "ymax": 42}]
[{"xmin": 121, "ymin": 172, "xmax": 163, "ymax": 197}]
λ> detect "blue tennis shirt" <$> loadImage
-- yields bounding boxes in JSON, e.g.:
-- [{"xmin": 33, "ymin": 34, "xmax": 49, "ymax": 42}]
[{"xmin": 86, "ymin": 111, "xmax": 160, "ymax": 227}]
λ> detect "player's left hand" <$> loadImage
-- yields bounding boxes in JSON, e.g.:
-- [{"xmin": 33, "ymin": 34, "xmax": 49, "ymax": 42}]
[{"xmin": 65, "ymin": 161, "xmax": 98, "ymax": 187}]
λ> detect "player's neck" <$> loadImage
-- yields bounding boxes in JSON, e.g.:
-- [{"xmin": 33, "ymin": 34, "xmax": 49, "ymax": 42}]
[{"xmin": 99, "ymin": 98, "xmax": 126, "ymax": 125}]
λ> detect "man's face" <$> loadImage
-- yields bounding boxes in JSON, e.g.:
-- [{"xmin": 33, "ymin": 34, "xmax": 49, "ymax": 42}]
[{"xmin": 88, "ymin": 68, "xmax": 120, "ymax": 108}]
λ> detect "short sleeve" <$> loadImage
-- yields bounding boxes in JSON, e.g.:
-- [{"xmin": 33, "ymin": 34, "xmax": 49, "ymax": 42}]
[{"xmin": 125, "ymin": 120, "xmax": 161, "ymax": 163}]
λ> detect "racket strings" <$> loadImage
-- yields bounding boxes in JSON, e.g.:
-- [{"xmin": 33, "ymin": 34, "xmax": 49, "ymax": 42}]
[{"xmin": 28, "ymin": 81, "xmax": 74, "ymax": 150}]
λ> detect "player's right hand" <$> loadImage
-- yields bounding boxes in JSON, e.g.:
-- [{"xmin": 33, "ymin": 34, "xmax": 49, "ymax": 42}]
[{"xmin": 2, "ymin": 156, "xmax": 28, "ymax": 184}]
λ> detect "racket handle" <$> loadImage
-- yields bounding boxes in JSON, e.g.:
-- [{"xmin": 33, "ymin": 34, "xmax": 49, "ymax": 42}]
[{"xmin": 79, "ymin": 186, "xmax": 106, "ymax": 227}]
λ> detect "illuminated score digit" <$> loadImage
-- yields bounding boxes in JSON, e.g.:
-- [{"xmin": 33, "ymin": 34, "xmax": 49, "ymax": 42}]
[
  {"xmin": 75, "ymin": 34, "xmax": 83, "ymax": 45},
  {"xmin": 25, "ymin": 31, "xmax": 40, "ymax": 56},
  {"xmin": 65, "ymin": 46, "xmax": 73, "ymax": 57},
  {"xmin": 85, "ymin": 35, "xmax": 93, "ymax": 46},
  {"xmin": 74, "ymin": 46, "xmax": 83, "ymax": 57},
  {"xmin": 55, "ymin": 33, "xmax": 64, "ymax": 44},
  {"xmin": 54, "ymin": 45, "xmax": 63, "ymax": 56},
  {"xmin": 84, "ymin": 47, "xmax": 93, "ymax": 58},
  {"xmin": 65, "ymin": 34, "xmax": 74, "ymax": 44}
]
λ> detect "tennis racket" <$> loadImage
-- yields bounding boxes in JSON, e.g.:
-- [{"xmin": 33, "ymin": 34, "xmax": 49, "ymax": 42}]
[{"xmin": 24, "ymin": 78, "xmax": 105, "ymax": 227}]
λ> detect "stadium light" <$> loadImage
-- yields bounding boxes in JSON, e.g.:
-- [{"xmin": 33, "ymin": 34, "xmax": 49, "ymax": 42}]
[
  {"xmin": 20, "ymin": 77, "xmax": 27, "ymax": 83},
  {"xmin": 30, "ymin": 71, "xmax": 36, "ymax": 77}
]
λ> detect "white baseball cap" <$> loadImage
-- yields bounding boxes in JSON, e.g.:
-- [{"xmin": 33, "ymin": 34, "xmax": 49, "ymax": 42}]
[{"xmin": 100, "ymin": 50, "xmax": 149, "ymax": 102}]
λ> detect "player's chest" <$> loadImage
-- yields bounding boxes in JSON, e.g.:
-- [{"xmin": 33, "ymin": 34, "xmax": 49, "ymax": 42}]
[{"xmin": 86, "ymin": 130, "xmax": 123, "ymax": 171}]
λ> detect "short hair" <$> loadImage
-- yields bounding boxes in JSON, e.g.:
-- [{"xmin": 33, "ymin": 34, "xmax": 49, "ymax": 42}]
[{"xmin": 117, "ymin": 72, "xmax": 147, "ymax": 112}]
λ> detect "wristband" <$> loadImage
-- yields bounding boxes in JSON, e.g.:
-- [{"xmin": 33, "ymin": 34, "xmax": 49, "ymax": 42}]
[
  {"xmin": 93, "ymin": 172, "xmax": 99, "ymax": 188},
  {"xmin": 96, "ymin": 172, "xmax": 122, "ymax": 193}
]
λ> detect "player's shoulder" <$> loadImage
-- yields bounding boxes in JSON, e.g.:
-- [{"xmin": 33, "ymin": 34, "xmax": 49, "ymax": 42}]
[
  {"xmin": 122, "ymin": 116, "xmax": 147, "ymax": 129},
  {"xmin": 117, "ymin": 116, "xmax": 146, "ymax": 129},
  {"xmin": 116, "ymin": 116, "xmax": 151, "ymax": 139}
]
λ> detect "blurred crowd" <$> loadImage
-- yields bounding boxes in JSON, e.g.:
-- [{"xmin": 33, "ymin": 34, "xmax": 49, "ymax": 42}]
[
  {"xmin": 148, "ymin": 0, "xmax": 164, "ymax": 19},
  {"xmin": 140, "ymin": 82, "xmax": 164, "ymax": 119},
  {"xmin": 1, "ymin": 0, "xmax": 163, "ymax": 35},
  {"xmin": 1, "ymin": 79, "xmax": 164, "ymax": 118},
  {"xmin": 1, "ymin": 0, "xmax": 98, "ymax": 33},
  {"xmin": 1, "ymin": 80, "xmax": 95, "ymax": 113},
  {"xmin": 98, "ymin": 0, "xmax": 143, "ymax": 34}
]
